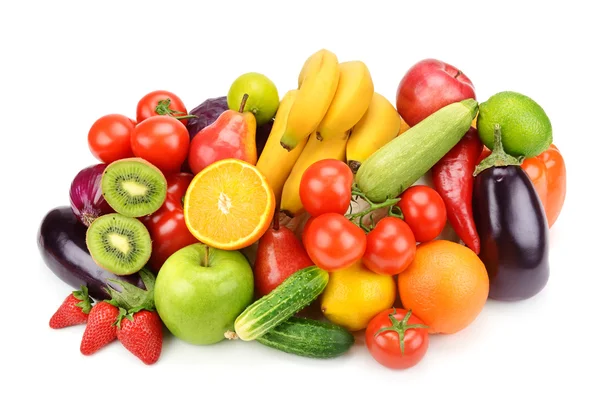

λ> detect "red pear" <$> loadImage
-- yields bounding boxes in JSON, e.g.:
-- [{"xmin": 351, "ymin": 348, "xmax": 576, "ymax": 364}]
[
  {"xmin": 188, "ymin": 94, "xmax": 257, "ymax": 174},
  {"xmin": 254, "ymin": 214, "xmax": 314, "ymax": 297}
]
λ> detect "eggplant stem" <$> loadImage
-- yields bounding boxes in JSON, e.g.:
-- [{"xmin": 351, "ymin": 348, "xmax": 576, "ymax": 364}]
[{"xmin": 473, "ymin": 124, "xmax": 523, "ymax": 176}]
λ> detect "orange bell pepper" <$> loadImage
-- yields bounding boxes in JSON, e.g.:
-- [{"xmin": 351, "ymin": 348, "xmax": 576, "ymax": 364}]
[{"xmin": 478, "ymin": 144, "xmax": 566, "ymax": 228}]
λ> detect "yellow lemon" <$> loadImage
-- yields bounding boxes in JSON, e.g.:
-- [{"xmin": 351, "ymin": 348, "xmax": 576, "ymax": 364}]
[{"xmin": 320, "ymin": 261, "xmax": 396, "ymax": 331}]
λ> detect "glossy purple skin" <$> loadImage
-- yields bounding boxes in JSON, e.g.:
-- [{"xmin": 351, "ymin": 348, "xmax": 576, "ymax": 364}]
[
  {"xmin": 69, "ymin": 163, "xmax": 114, "ymax": 227},
  {"xmin": 38, "ymin": 206, "xmax": 145, "ymax": 300},
  {"xmin": 473, "ymin": 166, "xmax": 550, "ymax": 301}
]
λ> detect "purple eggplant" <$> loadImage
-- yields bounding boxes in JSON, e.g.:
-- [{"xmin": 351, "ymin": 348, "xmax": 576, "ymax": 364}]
[
  {"xmin": 37, "ymin": 206, "xmax": 145, "ymax": 300},
  {"xmin": 473, "ymin": 125, "xmax": 549, "ymax": 301}
]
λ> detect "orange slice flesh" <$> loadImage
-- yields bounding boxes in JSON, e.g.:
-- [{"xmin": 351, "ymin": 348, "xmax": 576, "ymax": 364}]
[{"xmin": 183, "ymin": 159, "xmax": 275, "ymax": 250}]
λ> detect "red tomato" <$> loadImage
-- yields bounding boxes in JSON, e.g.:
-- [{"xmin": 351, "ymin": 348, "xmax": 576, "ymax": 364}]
[
  {"xmin": 398, "ymin": 185, "xmax": 447, "ymax": 242},
  {"xmin": 299, "ymin": 159, "xmax": 354, "ymax": 216},
  {"xmin": 136, "ymin": 90, "xmax": 190, "ymax": 126},
  {"xmin": 301, "ymin": 216, "xmax": 316, "ymax": 245},
  {"xmin": 363, "ymin": 217, "xmax": 416, "ymax": 275},
  {"xmin": 88, "ymin": 114, "xmax": 135, "ymax": 163},
  {"xmin": 303, "ymin": 213, "xmax": 366, "ymax": 272},
  {"xmin": 131, "ymin": 116, "xmax": 190, "ymax": 173},
  {"xmin": 366, "ymin": 308, "xmax": 429, "ymax": 370},
  {"xmin": 140, "ymin": 173, "xmax": 198, "ymax": 272}
]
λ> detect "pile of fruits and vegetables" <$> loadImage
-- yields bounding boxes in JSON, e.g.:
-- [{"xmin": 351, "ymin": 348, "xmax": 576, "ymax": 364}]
[{"xmin": 38, "ymin": 49, "xmax": 566, "ymax": 368}]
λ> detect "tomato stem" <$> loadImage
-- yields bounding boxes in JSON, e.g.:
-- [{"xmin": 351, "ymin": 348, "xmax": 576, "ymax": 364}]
[
  {"xmin": 154, "ymin": 98, "xmax": 198, "ymax": 120},
  {"xmin": 374, "ymin": 308, "xmax": 429, "ymax": 355},
  {"xmin": 347, "ymin": 185, "xmax": 402, "ymax": 232}
]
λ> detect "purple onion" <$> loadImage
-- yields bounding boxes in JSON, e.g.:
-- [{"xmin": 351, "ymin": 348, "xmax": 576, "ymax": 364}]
[{"xmin": 69, "ymin": 163, "xmax": 114, "ymax": 227}]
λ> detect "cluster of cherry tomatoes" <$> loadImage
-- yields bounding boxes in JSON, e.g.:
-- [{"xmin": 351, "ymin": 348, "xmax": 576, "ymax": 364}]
[
  {"xmin": 87, "ymin": 90, "xmax": 191, "ymax": 172},
  {"xmin": 298, "ymin": 159, "xmax": 448, "ymax": 276}
]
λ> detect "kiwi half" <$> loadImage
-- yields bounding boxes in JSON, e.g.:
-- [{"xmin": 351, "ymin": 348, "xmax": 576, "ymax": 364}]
[
  {"xmin": 101, "ymin": 157, "xmax": 167, "ymax": 218},
  {"xmin": 86, "ymin": 213, "xmax": 152, "ymax": 275}
]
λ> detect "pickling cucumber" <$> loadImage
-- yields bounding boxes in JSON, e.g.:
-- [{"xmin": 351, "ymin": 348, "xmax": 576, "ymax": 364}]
[
  {"xmin": 355, "ymin": 99, "xmax": 479, "ymax": 202},
  {"xmin": 256, "ymin": 317, "xmax": 355, "ymax": 359},
  {"xmin": 234, "ymin": 266, "xmax": 329, "ymax": 341}
]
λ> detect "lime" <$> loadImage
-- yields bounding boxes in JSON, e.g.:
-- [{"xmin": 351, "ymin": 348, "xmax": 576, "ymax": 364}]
[
  {"xmin": 227, "ymin": 72, "xmax": 279, "ymax": 126},
  {"xmin": 476, "ymin": 91, "xmax": 552, "ymax": 158}
]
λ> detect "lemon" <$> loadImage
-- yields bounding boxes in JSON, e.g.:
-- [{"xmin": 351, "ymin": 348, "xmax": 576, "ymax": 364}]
[
  {"xmin": 477, "ymin": 91, "xmax": 552, "ymax": 158},
  {"xmin": 320, "ymin": 261, "xmax": 396, "ymax": 331}
]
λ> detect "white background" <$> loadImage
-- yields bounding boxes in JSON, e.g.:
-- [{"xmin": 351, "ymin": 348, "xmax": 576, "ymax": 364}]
[{"xmin": 1, "ymin": 1, "xmax": 598, "ymax": 399}]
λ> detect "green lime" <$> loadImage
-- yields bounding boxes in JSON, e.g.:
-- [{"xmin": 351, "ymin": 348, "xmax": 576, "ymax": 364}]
[
  {"xmin": 476, "ymin": 91, "xmax": 552, "ymax": 158},
  {"xmin": 227, "ymin": 72, "xmax": 279, "ymax": 126}
]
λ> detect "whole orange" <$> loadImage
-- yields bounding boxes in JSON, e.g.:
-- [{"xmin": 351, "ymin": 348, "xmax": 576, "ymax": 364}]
[{"xmin": 397, "ymin": 240, "xmax": 489, "ymax": 334}]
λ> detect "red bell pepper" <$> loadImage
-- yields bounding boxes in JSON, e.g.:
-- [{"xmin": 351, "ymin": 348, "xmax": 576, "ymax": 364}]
[{"xmin": 432, "ymin": 127, "xmax": 483, "ymax": 254}]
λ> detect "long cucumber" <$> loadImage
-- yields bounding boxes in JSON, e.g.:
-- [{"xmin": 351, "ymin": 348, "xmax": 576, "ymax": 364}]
[{"xmin": 234, "ymin": 266, "xmax": 328, "ymax": 341}]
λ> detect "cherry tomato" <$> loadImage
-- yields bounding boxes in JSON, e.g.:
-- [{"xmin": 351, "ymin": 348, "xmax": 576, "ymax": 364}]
[
  {"xmin": 88, "ymin": 114, "xmax": 135, "ymax": 163},
  {"xmin": 398, "ymin": 185, "xmax": 447, "ymax": 242},
  {"xmin": 366, "ymin": 308, "xmax": 429, "ymax": 370},
  {"xmin": 131, "ymin": 115, "xmax": 190, "ymax": 173},
  {"xmin": 140, "ymin": 173, "xmax": 198, "ymax": 272},
  {"xmin": 301, "ymin": 216, "xmax": 316, "ymax": 245},
  {"xmin": 136, "ymin": 90, "xmax": 191, "ymax": 126},
  {"xmin": 363, "ymin": 217, "xmax": 416, "ymax": 275},
  {"xmin": 303, "ymin": 213, "xmax": 366, "ymax": 272},
  {"xmin": 299, "ymin": 159, "xmax": 354, "ymax": 216}
]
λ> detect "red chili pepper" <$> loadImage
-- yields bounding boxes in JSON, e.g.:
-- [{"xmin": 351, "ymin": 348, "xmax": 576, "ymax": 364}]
[{"xmin": 431, "ymin": 127, "xmax": 483, "ymax": 254}]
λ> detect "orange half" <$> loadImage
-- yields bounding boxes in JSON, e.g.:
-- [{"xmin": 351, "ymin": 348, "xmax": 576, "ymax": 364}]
[{"xmin": 183, "ymin": 159, "xmax": 275, "ymax": 250}]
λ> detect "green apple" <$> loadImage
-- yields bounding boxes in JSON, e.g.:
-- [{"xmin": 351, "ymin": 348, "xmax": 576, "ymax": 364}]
[{"xmin": 154, "ymin": 243, "xmax": 254, "ymax": 345}]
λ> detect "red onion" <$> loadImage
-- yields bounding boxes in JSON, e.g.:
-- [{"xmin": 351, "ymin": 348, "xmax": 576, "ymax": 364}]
[{"xmin": 69, "ymin": 163, "xmax": 114, "ymax": 227}]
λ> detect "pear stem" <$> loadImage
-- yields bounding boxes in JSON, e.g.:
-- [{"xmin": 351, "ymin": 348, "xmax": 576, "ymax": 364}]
[
  {"xmin": 272, "ymin": 203, "xmax": 280, "ymax": 231},
  {"xmin": 239, "ymin": 93, "xmax": 249, "ymax": 113}
]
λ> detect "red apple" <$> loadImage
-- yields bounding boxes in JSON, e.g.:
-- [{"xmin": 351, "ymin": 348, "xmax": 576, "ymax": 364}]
[{"xmin": 396, "ymin": 59, "xmax": 476, "ymax": 127}]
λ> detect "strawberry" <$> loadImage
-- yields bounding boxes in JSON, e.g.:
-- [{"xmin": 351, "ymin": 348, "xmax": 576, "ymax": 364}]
[
  {"xmin": 117, "ymin": 309, "xmax": 163, "ymax": 365},
  {"xmin": 80, "ymin": 301, "xmax": 120, "ymax": 356},
  {"xmin": 49, "ymin": 286, "xmax": 92, "ymax": 329}
]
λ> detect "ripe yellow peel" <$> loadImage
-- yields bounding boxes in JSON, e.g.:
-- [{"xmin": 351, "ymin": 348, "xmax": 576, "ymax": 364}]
[
  {"xmin": 320, "ymin": 261, "xmax": 396, "ymax": 331},
  {"xmin": 346, "ymin": 92, "xmax": 402, "ymax": 172},
  {"xmin": 280, "ymin": 130, "xmax": 349, "ymax": 217},
  {"xmin": 256, "ymin": 90, "xmax": 307, "ymax": 204},
  {"xmin": 280, "ymin": 49, "xmax": 340, "ymax": 150},
  {"xmin": 317, "ymin": 60, "xmax": 374, "ymax": 140}
]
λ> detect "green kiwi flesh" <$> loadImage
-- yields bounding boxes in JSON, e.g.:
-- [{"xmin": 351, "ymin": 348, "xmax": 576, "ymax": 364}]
[
  {"xmin": 101, "ymin": 157, "xmax": 167, "ymax": 218},
  {"xmin": 86, "ymin": 213, "xmax": 152, "ymax": 275}
]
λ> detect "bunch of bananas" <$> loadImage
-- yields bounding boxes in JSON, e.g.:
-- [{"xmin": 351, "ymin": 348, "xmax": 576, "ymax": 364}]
[{"xmin": 256, "ymin": 49, "xmax": 410, "ymax": 217}]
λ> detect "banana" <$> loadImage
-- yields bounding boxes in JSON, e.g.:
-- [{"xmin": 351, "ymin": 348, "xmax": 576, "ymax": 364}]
[
  {"xmin": 280, "ymin": 131, "xmax": 350, "ymax": 217},
  {"xmin": 280, "ymin": 49, "xmax": 340, "ymax": 151},
  {"xmin": 316, "ymin": 61, "xmax": 374, "ymax": 141},
  {"xmin": 345, "ymin": 92, "xmax": 402, "ymax": 173},
  {"xmin": 256, "ymin": 90, "xmax": 308, "ymax": 204}
]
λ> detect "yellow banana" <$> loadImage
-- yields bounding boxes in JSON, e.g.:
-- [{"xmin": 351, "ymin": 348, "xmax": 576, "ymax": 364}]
[
  {"xmin": 317, "ymin": 61, "xmax": 374, "ymax": 141},
  {"xmin": 256, "ymin": 90, "xmax": 308, "ymax": 205},
  {"xmin": 346, "ymin": 92, "xmax": 401, "ymax": 173},
  {"xmin": 280, "ymin": 49, "xmax": 340, "ymax": 151},
  {"xmin": 280, "ymin": 131, "xmax": 350, "ymax": 217}
]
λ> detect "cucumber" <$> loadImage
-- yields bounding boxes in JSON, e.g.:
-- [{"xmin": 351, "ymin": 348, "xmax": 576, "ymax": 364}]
[
  {"xmin": 234, "ymin": 266, "xmax": 329, "ymax": 341},
  {"xmin": 355, "ymin": 99, "xmax": 478, "ymax": 203},
  {"xmin": 256, "ymin": 317, "xmax": 355, "ymax": 359}
]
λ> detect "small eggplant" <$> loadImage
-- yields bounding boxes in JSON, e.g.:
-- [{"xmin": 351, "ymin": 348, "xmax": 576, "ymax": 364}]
[
  {"xmin": 473, "ymin": 125, "xmax": 549, "ymax": 301},
  {"xmin": 37, "ymin": 206, "xmax": 145, "ymax": 300}
]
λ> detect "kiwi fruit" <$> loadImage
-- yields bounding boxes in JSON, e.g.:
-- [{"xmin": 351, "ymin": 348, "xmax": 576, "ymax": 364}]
[
  {"xmin": 101, "ymin": 157, "xmax": 167, "ymax": 217},
  {"xmin": 86, "ymin": 213, "xmax": 152, "ymax": 275}
]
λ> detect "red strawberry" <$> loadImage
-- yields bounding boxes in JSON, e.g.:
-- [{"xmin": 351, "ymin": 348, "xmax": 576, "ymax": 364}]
[
  {"xmin": 80, "ymin": 301, "xmax": 120, "ymax": 356},
  {"xmin": 49, "ymin": 286, "xmax": 92, "ymax": 329},
  {"xmin": 117, "ymin": 310, "xmax": 163, "ymax": 365}
]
